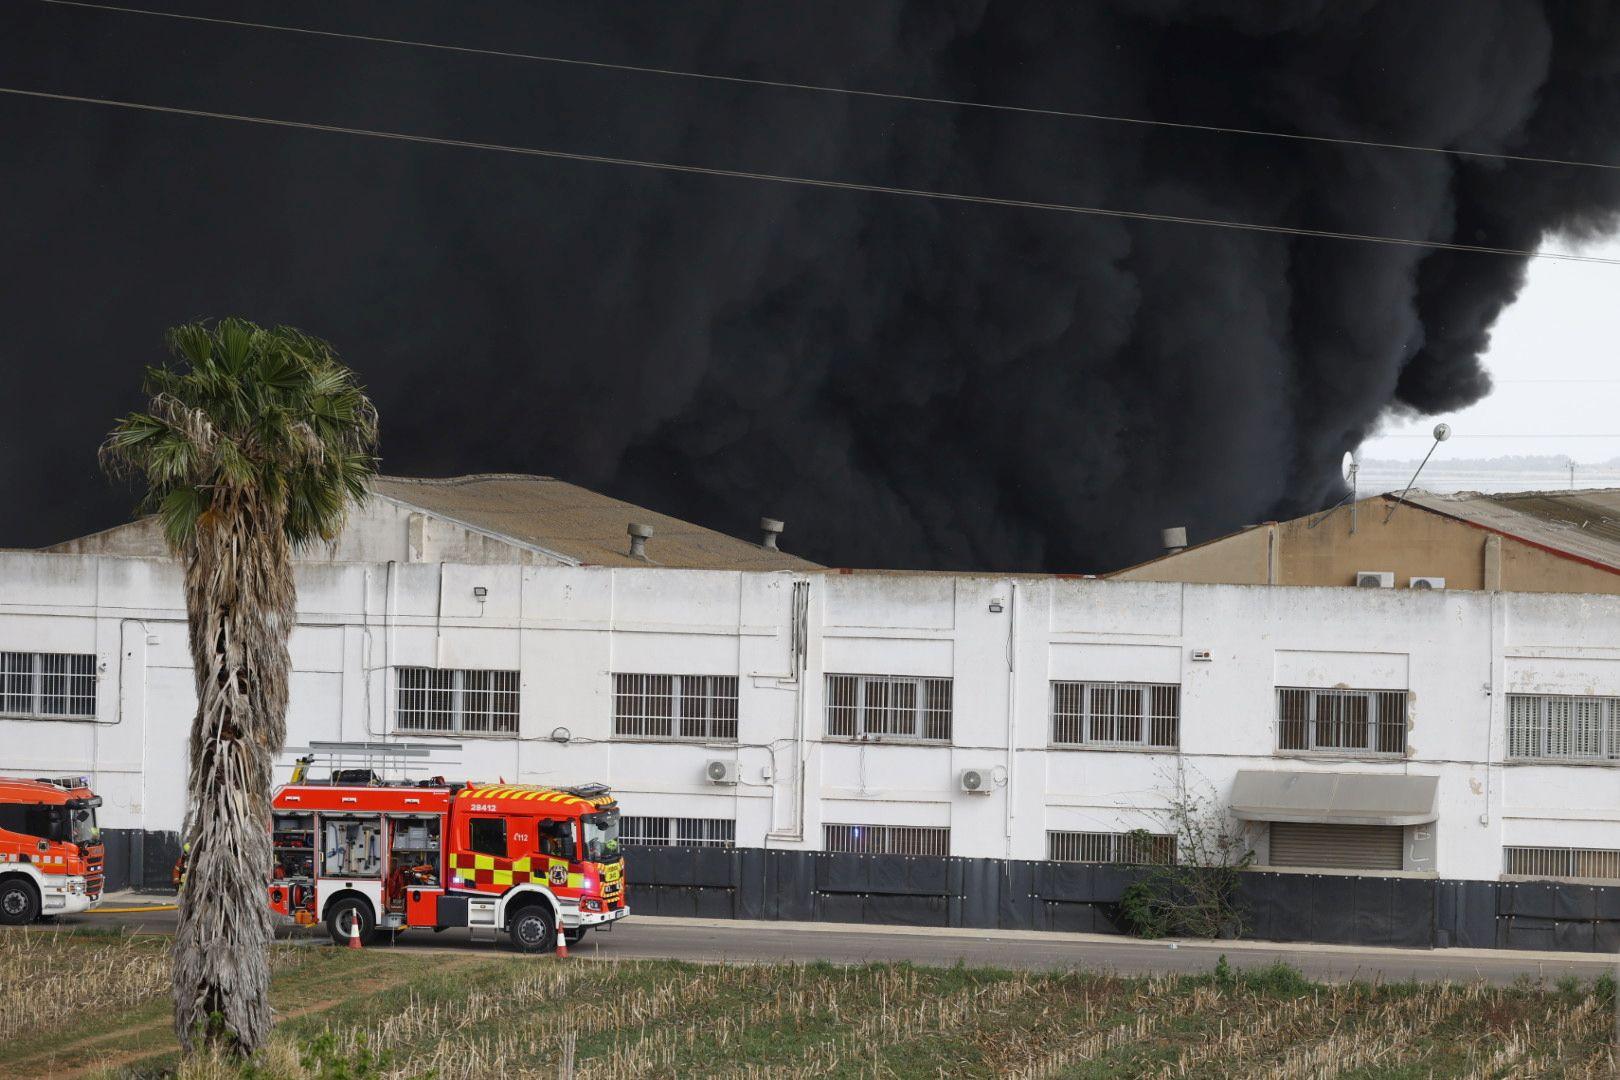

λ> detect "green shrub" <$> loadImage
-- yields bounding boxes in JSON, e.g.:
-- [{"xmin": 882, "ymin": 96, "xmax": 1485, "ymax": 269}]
[{"xmin": 1241, "ymin": 961, "xmax": 1311, "ymax": 996}]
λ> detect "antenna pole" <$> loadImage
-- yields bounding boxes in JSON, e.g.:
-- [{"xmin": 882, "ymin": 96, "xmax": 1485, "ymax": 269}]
[{"xmin": 1383, "ymin": 425, "xmax": 1450, "ymax": 524}]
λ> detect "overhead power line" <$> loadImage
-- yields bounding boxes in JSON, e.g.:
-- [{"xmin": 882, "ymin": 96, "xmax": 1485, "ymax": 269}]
[
  {"xmin": 31, "ymin": 0, "xmax": 1620, "ymax": 174},
  {"xmin": 5, "ymin": 85, "xmax": 1620, "ymax": 267}
]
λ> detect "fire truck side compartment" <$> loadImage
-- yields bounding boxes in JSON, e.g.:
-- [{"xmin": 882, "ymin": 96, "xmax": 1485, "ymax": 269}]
[
  {"xmin": 406, "ymin": 886, "xmax": 442, "ymax": 926},
  {"xmin": 436, "ymin": 893, "xmax": 469, "ymax": 928}
]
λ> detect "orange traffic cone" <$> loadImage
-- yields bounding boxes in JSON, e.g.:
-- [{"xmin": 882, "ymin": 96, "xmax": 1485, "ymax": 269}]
[
  {"xmin": 347, "ymin": 912, "xmax": 363, "ymax": 950},
  {"xmin": 555, "ymin": 929, "xmax": 569, "ymax": 959}
]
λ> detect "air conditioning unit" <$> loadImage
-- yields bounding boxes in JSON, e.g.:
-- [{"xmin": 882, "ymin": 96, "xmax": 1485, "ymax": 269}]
[
  {"xmin": 1355, "ymin": 571, "xmax": 1395, "ymax": 589},
  {"xmin": 959, "ymin": 768, "xmax": 991, "ymax": 794},
  {"xmin": 705, "ymin": 759, "xmax": 738, "ymax": 785},
  {"xmin": 1409, "ymin": 576, "xmax": 1446, "ymax": 590}
]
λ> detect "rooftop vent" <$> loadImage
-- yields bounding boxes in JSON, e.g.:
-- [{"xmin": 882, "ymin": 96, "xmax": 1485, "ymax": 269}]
[
  {"xmin": 627, "ymin": 522, "xmax": 654, "ymax": 559},
  {"xmin": 1161, "ymin": 526, "xmax": 1188, "ymax": 554},
  {"xmin": 760, "ymin": 518, "xmax": 785, "ymax": 550}
]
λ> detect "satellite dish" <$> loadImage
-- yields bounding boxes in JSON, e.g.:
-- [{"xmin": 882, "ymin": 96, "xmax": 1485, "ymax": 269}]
[
  {"xmin": 1340, "ymin": 450, "xmax": 1358, "ymax": 482},
  {"xmin": 1433, "ymin": 423, "xmax": 1452, "ymax": 442}
]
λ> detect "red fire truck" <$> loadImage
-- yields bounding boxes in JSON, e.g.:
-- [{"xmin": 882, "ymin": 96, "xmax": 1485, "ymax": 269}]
[
  {"xmin": 0, "ymin": 776, "xmax": 105, "ymax": 923},
  {"xmin": 267, "ymin": 745, "xmax": 627, "ymax": 952}
]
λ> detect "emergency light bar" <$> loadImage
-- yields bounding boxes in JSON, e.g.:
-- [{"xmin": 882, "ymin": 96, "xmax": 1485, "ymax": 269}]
[{"xmin": 32, "ymin": 776, "xmax": 92, "ymax": 791}]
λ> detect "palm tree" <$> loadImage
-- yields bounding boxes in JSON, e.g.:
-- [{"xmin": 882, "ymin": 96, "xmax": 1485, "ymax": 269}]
[{"xmin": 103, "ymin": 319, "xmax": 378, "ymax": 1055}]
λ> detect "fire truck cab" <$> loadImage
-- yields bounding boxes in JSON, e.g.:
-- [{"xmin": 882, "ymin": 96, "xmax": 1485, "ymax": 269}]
[
  {"xmin": 268, "ymin": 747, "xmax": 626, "ymax": 952},
  {"xmin": 0, "ymin": 776, "xmax": 105, "ymax": 923}
]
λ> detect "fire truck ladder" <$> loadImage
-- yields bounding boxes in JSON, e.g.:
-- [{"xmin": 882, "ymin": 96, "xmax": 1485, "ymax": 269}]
[{"xmin": 282, "ymin": 741, "xmax": 464, "ymax": 784}]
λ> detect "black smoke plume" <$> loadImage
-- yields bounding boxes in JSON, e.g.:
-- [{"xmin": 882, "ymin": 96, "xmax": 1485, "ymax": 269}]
[{"xmin": 4, "ymin": 1, "xmax": 1619, "ymax": 570}]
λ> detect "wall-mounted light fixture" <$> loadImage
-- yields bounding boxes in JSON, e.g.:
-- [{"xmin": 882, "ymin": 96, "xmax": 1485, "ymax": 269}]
[{"xmin": 473, "ymin": 586, "xmax": 488, "ymax": 599}]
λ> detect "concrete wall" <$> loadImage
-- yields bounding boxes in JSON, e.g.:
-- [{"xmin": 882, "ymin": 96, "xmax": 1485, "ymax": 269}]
[
  {"xmin": 1113, "ymin": 498, "xmax": 1620, "ymax": 594},
  {"xmin": 1112, "ymin": 527, "xmax": 1272, "ymax": 585},
  {"xmin": 2, "ymin": 552, "xmax": 1616, "ymax": 884}
]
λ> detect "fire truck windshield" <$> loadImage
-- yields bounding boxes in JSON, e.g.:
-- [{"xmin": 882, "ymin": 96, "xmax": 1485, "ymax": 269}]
[
  {"xmin": 69, "ymin": 807, "xmax": 99, "ymax": 846},
  {"xmin": 582, "ymin": 810, "xmax": 620, "ymax": 863},
  {"xmin": 0, "ymin": 803, "xmax": 97, "ymax": 846}
]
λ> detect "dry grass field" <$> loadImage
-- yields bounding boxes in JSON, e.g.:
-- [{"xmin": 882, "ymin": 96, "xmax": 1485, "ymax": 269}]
[{"xmin": 2, "ymin": 927, "xmax": 1614, "ymax": 1079}]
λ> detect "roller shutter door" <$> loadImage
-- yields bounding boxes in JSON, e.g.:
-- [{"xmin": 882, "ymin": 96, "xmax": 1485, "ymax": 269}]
[{"xmin": 1269, "ymin": 822, "xmax": 1403, "ymax": 871}]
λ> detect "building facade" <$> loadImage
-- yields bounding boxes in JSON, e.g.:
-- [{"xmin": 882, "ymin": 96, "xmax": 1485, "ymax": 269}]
[{"xmin": 4, "ymin": 549, "xmax": 1616, "ymax": 887}]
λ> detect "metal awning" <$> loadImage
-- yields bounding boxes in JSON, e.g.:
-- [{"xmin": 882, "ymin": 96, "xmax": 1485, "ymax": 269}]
[{"xmin": 1230, "ymin": 770, "xmax": 1438, "ymax": 827}]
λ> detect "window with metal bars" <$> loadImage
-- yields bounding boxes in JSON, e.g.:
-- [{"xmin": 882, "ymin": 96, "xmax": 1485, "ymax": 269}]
[
  {"xmin": 612, "ymin": 674, "xmax": 739, "ymax": 741},
  {"xmin": 1050, "ymin": 682, "xmax": 1179, "ymax": 749},
  {"xmin": 1276, "ymin": 687, "xmax": 1406, "ymax": 755},
  {"xmin": 823, "ymin": 823, "xmax": 950, "ymax": 856},
  {"xmin": 0, "ymin": 652, "xmax": 96, "ymax": 719},
  {"xmin": 395, "ymin": 667, "xmax": 519, "ymax": 734},
  {"xmin": 825, "ymin": 674, "xmax": 952, "ymax": 742},
  {"xmin": 1504, "ymin": 846, "xmax": 1620, "ymax": 882},
  {"xmin": 1506, "ymin": 695, "xmax": 1620, "ymax": 762},
  {"xmin": 620, "ymin": 816, "xmax": 736, "ymax": 848},
  {"xmin": 1047, "ymin": 830, "xmax": 1177, "ymax": 865}
]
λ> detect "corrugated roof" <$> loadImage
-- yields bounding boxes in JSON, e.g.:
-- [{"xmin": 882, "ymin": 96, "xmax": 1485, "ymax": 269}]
[
  {"xmin": 1401, "ymin": 488, "xmax": 1620, "ymax": 573},
  {"xmin": 370, "ymin": 474, "xmax": 820, "ymax": 571}
]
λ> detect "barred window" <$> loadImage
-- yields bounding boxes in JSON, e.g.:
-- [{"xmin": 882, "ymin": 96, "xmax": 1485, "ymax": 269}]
[
  {"xmin": 825, "ymin": 675, "xmax": 952, "ymax": 742},
  {"xmin": 613, "ymin": 674, "xmax": 739, "ymax": 741},
  {"xmin": 396, "ymin": 667, "xmax": 519, "ymax": 734},
  {"xmin": 1277, "ymin": 688, "xmax": 1406, "ymax": 755},
  {"xmin": 1051, "ymin": 682, "xmax": 1179, "ymax": 749},
  {"xmin": 1504, "ymin": 846, "xmax": 1620, "ymax": 882},
  {"xmin": 1047, "ymin": 830, "xmax": 1176, "ymax": 865},
  {"xmin": 823, "ymin": 823, "xmax": 950, "ymax": 856},
  {"xmin": 1506, "ymin": 695, "xmax": 1620, "ymax": 762},
  {"xmin": 621, "ymin": 816, "xmax": 735, "ymax": 848},
  {"xmin": 0, "ymin": 652, "xmax": 96, "ymax": 719}
]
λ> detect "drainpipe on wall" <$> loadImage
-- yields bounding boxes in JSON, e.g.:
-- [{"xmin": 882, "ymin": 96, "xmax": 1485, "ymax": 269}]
[
  {"xmin": 768, "ymin": 579, "xmax": 811, "ymax": 844},
  {"xmin": 1003, "ymin": 582, "xmax": 1017, "ymax": 858},
  {"xmin": 434, "ymin": 561, "xmax": 446, "ymax": 668},
  {"xmin": 1482, "ymin": 590, "xmax": 1506, "ymax": 828},
  {"xmin": 384, "ymin": 561, "xmax": 398, "ymax": 741}
]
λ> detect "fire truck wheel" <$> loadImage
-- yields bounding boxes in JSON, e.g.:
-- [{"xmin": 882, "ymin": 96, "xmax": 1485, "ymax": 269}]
[
  {"xmin": 508, "ymin": 904, "xmax": 556, "ymax": 954},
  {"xmin": 0, "ymin": 878, "xmax": 40, "ymax": 925},
  {"xmin": 324, "ymin": 897, "xmax": 374, "ymax": 947}
]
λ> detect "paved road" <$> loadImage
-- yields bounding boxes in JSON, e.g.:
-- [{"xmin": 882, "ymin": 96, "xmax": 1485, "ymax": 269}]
[{"xmin": 53, "ymin": 899, "xmax": 1618, "ymax": 987}]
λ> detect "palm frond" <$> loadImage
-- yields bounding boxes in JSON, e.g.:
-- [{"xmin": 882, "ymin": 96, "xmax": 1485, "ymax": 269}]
[{"xmin": 104, "ymin": 318, "xmax": 380, "ymax": 553}]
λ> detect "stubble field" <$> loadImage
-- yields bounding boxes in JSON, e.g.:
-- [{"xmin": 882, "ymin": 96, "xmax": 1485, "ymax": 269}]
[{"xmin": 2, "ymin": 927, "xmax": 1615, "ymax": 1078}]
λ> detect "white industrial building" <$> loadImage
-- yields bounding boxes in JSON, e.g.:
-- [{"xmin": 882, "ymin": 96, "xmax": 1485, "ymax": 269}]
[{"xmin": 3, "ymin": 474, "xmax": 1618, "ymax": 887}]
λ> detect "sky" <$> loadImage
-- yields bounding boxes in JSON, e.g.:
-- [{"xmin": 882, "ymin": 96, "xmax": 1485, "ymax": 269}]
[
  {"xmin": 1361, "ymin": 232, "xmax": 1620, "ymax": 467},
  {"xmin": 5, "ymin": 1, "xmax": 1620, "ymax": 571}
]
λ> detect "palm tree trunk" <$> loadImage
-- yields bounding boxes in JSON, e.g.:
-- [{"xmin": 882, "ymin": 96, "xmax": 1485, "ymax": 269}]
[{"xmin": 171, "ymin": 488, "xmax": 294, "ymax": 1055}]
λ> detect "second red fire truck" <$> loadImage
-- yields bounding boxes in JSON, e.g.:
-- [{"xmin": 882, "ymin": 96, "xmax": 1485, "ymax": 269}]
[
  {"xmin": 267, "ymin": 746, "xmax": 627, "ymax": 952},
  {"xmin": 0, "ymin": 775, "xmax": 104, "ymax": 923}
]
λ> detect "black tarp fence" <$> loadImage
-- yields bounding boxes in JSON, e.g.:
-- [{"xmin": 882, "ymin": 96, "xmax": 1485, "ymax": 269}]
[
  {"xmin": 99, "ymin": 828, "xmax": 182, "ymax": 893},
  {"xmin": 624, "ymin": 844, "xmax": 1620, "ymax": 953}
]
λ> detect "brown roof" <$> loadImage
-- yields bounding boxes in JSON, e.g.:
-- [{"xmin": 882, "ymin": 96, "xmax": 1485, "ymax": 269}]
[
  {"xmin": 1402, "ymin": 488, "xmax": 1620, "ymax": 573},
  {"xmin": 369, "ymin": 474, "xmax": 820, "ymax": 571}
]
